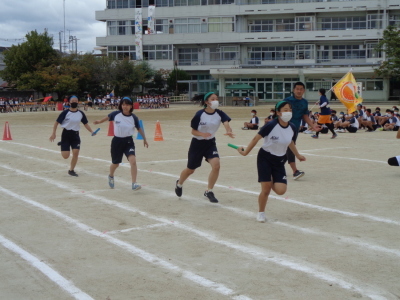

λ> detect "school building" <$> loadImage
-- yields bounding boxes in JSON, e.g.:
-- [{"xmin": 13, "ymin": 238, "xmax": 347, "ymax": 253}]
[{"xmin": 95, "ymin": 0, "xmax": 400, "ymax": 102}]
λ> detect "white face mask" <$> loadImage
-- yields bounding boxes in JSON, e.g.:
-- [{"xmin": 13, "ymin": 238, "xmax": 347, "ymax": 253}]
[
  {"xmin": 269, "ymin": 112, "xmax": 274, "ymax": 116},
  {"xmin": 210, "ymin": 100, "xmax": 219, "ymax": 110},
  {"xmin": 251, "ymin": 113, "xmax": 255, "ymax": 116},
  {"xmin": 348, "ymin": 114, "xmax": 353, "ymax": 117},
  {"xmin": 387, "ymin": 114, "xmax": 392, "ymax": 117},
  {"xmin": 280, "ymin": 112, "xmax": 292, "ymax": 122}
]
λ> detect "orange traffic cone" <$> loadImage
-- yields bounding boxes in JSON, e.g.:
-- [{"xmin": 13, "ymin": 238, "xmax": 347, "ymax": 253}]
[
  {"xmin": 154, "ymin": 120, "xmax": 164, "ymax": 141},
  {"xmin": 107, "ymin": 121, "xmax": 114, "ymax": 136},
  {"xmin": 2, "ymin": 122, "xmax": 12, "ymax": 140}
]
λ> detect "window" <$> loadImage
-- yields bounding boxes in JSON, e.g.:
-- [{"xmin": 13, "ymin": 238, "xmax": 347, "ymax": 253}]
[
  {"xmin": 367, "ymin": 14, "xmax": 384, "ymax": 29},
  {"xmin": 108, "ymin": 45, "xmax": 136, "ymax": 60},
  {"xmin": 174, "ymin": 18, "xmax": 207, "ymax": 33},
  {"xmin": 208, "ymin": 17, "xmax": 234, "ymax": 32},
  {"xmin": 249, "ymin": 20, "xmax": 273, "ymax": 32},
  {"xmin": 248, "ymin": 46, "xmax": 295, "ymax": 62},
  {"xmin": 319, "ymin": 16, "xmax": 366, "ymax": 31},
  {"xmin": 296, "ymin": 16, "xmax": 314, "ymax": 31},
  {"xmin": 276, "ymin": 19, "xmax": 295, "ymax": 32},
  {"xmin": 155, "ymin": 0, "xmax": 170, "ymax": 6},
  {"xmin": 108, "ymin": 20, "xmax": 135, "ymax": 36},
  {"xmin": 332, "ymin": 45, "xmax": 365, "ymax": 59},
  {"xmin": 366, "ymin": 80, "xmax": 383, "ymax": 91},
  {"xmin": 143, "ymin": 45, "xmax": 172, "ymax": 60},
  {"xmin": 155, "ymin": 19, "xmax": 168, "ymax": 33},
  {"xmin": 389, "ymin": 14, "xmax": 400, "ymax": 27},
  {"xmin": 366, "ymin": 43, "xmax": 381, "ymax": 58},
  {"xmin": 178, "ymin": 48, "xmax": 199, "ymax": 65},
  {"xmin": 221, "ymin": 46, "xmax": 239, "ymax": 60},
  {"xmin": 295, "ymin": 44, "xmax": 314, "ymax": 59}
]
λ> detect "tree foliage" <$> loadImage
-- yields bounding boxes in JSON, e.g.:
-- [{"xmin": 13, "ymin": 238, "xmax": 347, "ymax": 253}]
[
  {"xmin": 167, "ymin": 68, "xmax": 190, "ymax": 95},
  {"xmin": 375, "ymin": 26, "xmax": 400, "ymax": 80}
]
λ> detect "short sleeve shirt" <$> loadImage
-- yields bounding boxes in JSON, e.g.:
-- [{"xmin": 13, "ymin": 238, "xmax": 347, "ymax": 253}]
[
  {"xmin": 191, "ymin": 109, "xmax": 231, "ymax": 140},
  {"xmin": 108, "ymin": 111, "xmax": 140, "ymax": 137},
  {"xmin": 283, "ymin": 96, "xmax": 309, "ymax": 130},
  {"xmin": 56, "ymin": 109, "xmax": 88, "ymax": 131}
]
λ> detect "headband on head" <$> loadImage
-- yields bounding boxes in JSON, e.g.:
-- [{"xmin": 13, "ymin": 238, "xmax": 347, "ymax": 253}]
[
  {"xmin": 122, "ymin": 97, "xmax": 132, "ymax": 102},
  {"xmin": 275, "ymin": 100, "xmax": 288, "ymax": 111},
  {"xmin": 69, "ymin": 95, "xmax": 78, "ymax": 100},
  {"xmin": 204, "ymin": 92, "xmax": 215, "ymax": 101}
]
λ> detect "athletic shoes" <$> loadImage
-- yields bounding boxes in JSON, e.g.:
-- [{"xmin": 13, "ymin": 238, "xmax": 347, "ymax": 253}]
[
  {"xmin": 132, "ymin": 183, "xmax": 141, "ymax": 191},
  {"xmin": 204, "ymin": 190, "xmax": 218, "ymax": 203},
  {"xmin": 68, "ymin": 170, "xmax": 78, "ymax": 177},
  {"xmin": 242, "ymin": 127, "xmax": 249, "ymax": 130},
  {"xmin": 331, "ymin": 133, "xmax": 338, "ymax": 139},
  {"xmin": 293, "ymin": 170, "xmax": 305, "ymax": 180},
  {"xmin": 108, "ymin": 175, "xmax": 114, "ymax": 189},
  {"xmin": 311, "ymin": 135, "xmax": 318, "ymax": 139},
  {"xmin": 175, "ymin": 180, "xmax": 182, "ymax": 197},
  {"xmin": 303, "ymin": 130, "xmax": 313, "ymax": 134},
  {"xmin": 336, "ymin": 129, "xmax": 346, "ymax": 133},
  {"xmin": 257, "ymin": 212, "xmax": 266, "ymax": 223}
]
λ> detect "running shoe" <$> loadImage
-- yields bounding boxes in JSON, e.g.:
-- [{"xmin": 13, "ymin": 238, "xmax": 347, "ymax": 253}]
[
  {"xmin": 293, "ymin": 170, "xmax": 305, "ymax": 180},
  {"xmin": 331, "ymin": 133, "xmax": 338, "ymax": 139},
  {"xmin": 303, "ymin": 130, "xmax": 313, "ymax": 134},
  {"xmin": 257, "ymin": 212, "xmax": 266, "ymax": 223},
  {"xmin": 204, "ymin": 191, "xmax": 218, "ymax": 203},
  {"xmin": 132, "ymin": 183, "xmax": 141, "ymax": 191},
  {"xmin": 68, "ymin": 170, "xmax": 78, "ymax": 177},
  {"xmin": 175, "ymin": 180, "xmax": 182, "ymax": 197},
  {"xmin": 241, "ymin": 127, "xmax": 249, "ymax": 130},
  {"xmin": 108, "ymin": 175, "xmax": 114, "ymax": 189},
  {"xmin": 311, "ymin": 135, "xmax": 318, "ymax": 139}
]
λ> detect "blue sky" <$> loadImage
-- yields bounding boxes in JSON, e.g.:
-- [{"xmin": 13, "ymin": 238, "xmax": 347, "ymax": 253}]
[{"xmin": 0, "ymin": 0, "xmax": 106, "ymax": 53}]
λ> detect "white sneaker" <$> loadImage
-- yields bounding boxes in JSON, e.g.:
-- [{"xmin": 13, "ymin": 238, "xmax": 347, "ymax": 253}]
[
  {"xmin": 304, "ymin": 130, "xmax": 313, "ymax": 134},
  {"xmin": 257, "ymin": 212, "xmax": 266, "ymax": 223}
]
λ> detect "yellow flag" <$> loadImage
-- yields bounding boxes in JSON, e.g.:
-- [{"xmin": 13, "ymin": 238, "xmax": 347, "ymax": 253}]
[{"xmin": 332, "ymin": 72, "xmax": 363, "ymax": 113}]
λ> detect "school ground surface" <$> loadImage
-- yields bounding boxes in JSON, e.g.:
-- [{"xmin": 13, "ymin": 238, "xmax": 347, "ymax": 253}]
[{"xmin": 0, "ymin": 103, "xmax": 399, "ymax": 300}]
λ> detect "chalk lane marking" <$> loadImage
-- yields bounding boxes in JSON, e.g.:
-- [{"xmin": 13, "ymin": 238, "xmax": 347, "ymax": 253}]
[
  {"xmin": 0, "ymin": 185, "xmax": 252, "ymax": 300},
  {"xmin": 0, "ymin": 233, "xmax": 94, "ymax": 300},
  {"xmin": 0, "ymin": 165, "xmax": 392, "ymax": 299}
]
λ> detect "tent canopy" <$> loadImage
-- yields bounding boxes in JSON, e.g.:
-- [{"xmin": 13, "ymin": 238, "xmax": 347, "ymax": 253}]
[{"xmin": 225, "ymin": 83, "xmax": 254, "ymax": 90}]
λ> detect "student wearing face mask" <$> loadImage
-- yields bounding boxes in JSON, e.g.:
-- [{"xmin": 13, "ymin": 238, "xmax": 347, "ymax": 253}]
[
  {"xmin": 49, "ymin": 95, "xmax": 96, "ymax": 177},
  {"xmin": 336, "ymin": 111, "xmax": 359, "ymax": 133},
  {"xmin": 175, "ymin": 92, "xmax": 234, "ymax": 203},
  {"xmin": 242, "ymin": 109, "xmax": 259, "ymax": 130},
  {"xmin": 237, "ymin": 101, "xmax": 306, "ymax": 223},
  {"xmin": 264, "ymin": 109, "xmax": 275, "ymax": 124},
  {"xmin": 383, "ymin": 110, "xmax": 399, "ymax": 131}
]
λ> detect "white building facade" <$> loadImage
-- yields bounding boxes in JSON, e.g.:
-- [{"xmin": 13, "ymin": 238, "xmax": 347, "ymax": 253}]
[{"xmin": 95, "ymin": 0, "xmax": 400, "ymax": 101}]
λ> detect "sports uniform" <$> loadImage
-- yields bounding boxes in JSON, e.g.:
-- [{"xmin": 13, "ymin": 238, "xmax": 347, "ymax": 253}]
[
  {"xmin": 56, "ymin": 109, "xmax": 89, "ymax": 151},
  {"xmin": 108, "ymin": 111, "xmax": 140, "ymax": 164},
  {"xmin": 257, "ymin": 119, "xmax": 297, "ymax": 184},
  {"xmin": 187, "ymin": 109, "xmax": 231, "ymax": 169}
]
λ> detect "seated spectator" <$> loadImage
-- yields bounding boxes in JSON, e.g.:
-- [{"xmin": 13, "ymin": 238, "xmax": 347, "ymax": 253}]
[
  {"xmin": 264, "ymin": 109, "xmax": 275, "ymax": 124},
  {"xmin": 361, "ymin": 109, "xmax": 377, "ymax": 132},
  {"xmin": 383, "ymin": 111, "xmax": 399, "ymax": 131},
  {"xmin": 242, "ymin": 109, "xmax": 259, "ymax": 130},
  {"xmin": 336, "ymin": 112, "xmax": 359, "ymax": 133}
]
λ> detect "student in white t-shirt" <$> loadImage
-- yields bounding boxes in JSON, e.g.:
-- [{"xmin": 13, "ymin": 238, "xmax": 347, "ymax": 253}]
[
  {"xmin": 242, "ymin": 109, "xmax": 259, "ymax": 130},
  {"xmin": 94, "ymin": 97, "xmax": 148, "ymax": 190},
  {"xmin": 238, "ymin": 101, "xmax": 306, "ymax": 223}
]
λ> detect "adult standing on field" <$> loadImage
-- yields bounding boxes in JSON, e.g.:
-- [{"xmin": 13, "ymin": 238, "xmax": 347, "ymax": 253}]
[
  {"xmin": 175, "ymin": 92, "xmax": 235, "ymax": 203},
  {"xmin": 283, "ymin": 82, "xmax": 320, "ymax": 180},
  {"xmin": 49, "ymin": 95, "xmax": 96, "ymax": 177}
]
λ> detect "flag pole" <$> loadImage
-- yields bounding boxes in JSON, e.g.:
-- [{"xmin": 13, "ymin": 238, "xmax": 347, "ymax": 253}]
[{"xmin": 329, "ymin": 68, "xmax": 352, "ymax": 92}]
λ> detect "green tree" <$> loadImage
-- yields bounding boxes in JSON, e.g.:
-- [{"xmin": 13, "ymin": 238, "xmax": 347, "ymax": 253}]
[
  {"xmin": 0, "ymin": 30, "xmax": 59, "ymax": 90},
  {"xmin": 375, "ymin": 26, "xmax": 400, "ymax": 80},
  {"xmin": 112, "ymin": 59, "xmax": 138, "ymax": 96},
  {"xmin": 167, "ymin": 68, "xmax": 190, "ymax": 95},
  {"xmin": 135, "ymin": 61, "xmax": 155, "ymax": 92}
]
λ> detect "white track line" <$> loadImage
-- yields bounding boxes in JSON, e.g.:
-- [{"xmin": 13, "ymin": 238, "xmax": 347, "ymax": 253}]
[
  {"xmin": 0, "ymin": 233, "xmax": 93, "ymax": 300},
  {"xmin": 0, "ymin": 186, "xmax": 252, "ymax": 300},
  {"xmin": 0, "ymin": 165, "xmax": 392, "ymax": 299},
  {"xmin": 106, "ymin": 223, "xmax": 168, "ymax": 235},
  {"xmin": 0, "ymin": 143, "xmax": 398, "ymax": 225},
  {"xmin": 3, "ymin": 148, "xmax": 400, "ymax": 260}
]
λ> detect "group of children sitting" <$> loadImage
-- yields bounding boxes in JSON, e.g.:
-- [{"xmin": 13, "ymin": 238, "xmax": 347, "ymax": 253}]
[{"xmin": 241, "ymin": 104, "xmax": 400, "ymax": 134}]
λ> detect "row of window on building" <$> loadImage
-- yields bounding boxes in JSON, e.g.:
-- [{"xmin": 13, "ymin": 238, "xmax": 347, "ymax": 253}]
[
  {"xmin": 107, "ymin": 43, "xmax": 381, "ymax": 63},
  {"xmin": 107, "ymin": 14, "xmax": 400, "ymax": 36}
]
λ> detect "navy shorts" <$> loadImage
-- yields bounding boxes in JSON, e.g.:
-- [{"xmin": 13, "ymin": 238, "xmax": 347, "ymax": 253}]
[
  {"xmin": 257, "ymin": 148, "xmax": 287, "ymax": 184},
  {"xmin": 111, "ymin": 136, "xmax": 136, "ymax": 164},
  {"xmin": 347, "ymin": 126, "xmax": 357, "ymax": 133},
  {"xmin": 60, "ymin": 129, "xmax": 81, "ymax": 151},
  {"xmin": 187, "ymin": 138, "xmax": 219, "ymax": 170}
]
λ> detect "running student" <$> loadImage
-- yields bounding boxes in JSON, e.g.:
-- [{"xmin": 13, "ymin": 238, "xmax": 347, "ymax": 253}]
[
  {"xmin": 238, "ymin": 101, "xmax": 306, "ymax": 222},
  {"xmin": 49, "ymin": 95, "xmax": 96, "ymax": 177},
  {"xmin": 311, "ymin": 88, "xmax": 337, "ymax": 139},
  {"xmin": 284, "ymin": 82, "xmax": 320, "ymax": 180},
  {"xmin": 94, "ymin": 97, "xmax": 148, "ymax": 190},
  {"xmin": 175, "ymin": 92, "xmax": 234, "ymax": 203}
]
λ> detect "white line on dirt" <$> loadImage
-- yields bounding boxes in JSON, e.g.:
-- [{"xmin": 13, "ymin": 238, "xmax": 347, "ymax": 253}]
[
  {"xmin": 106, "ymin": 223, "xmax": 168, "ymax": 235},
  {"xmin": 0, "ymin": 164, "xmax": 392, "ymax": 300},
  {"xmin": 0, "ymin": 233, "xmax": 94, "ymax": 300},
  {"xmin": 0, "ymin": 185, "xmax": 252, "ymax": 300}
]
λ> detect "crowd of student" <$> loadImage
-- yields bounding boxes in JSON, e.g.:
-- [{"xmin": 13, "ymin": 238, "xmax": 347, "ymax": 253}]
[
  {"xmin": 0, "ymin": 97, "xmax": 23, "ymax": 113},
  {"xmin": 87, "ymin": 94, "xmax": 170, "ymax": 110}
]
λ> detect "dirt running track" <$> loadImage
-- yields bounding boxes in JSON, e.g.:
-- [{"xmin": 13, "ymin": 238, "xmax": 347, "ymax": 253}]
[{"xmin": 0, "ymin": 104, "xmax": 399, "ymax": 300}]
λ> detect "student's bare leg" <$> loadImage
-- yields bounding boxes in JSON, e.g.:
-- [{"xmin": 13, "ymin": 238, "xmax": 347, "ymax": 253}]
[
  {"xmin": 207, "ymin": 157, "xmax": 220, "ymax": 190},
  {"xmin": 259, "ymin": 182, "xmax": 273, "ymax": 212},
  {"xmin": 70, "ymin": 149, "xmax": 79, "ymax": 171},
  {"xmin": 127, "ymin": 155, "xmax": 138, "ymax": 183}
]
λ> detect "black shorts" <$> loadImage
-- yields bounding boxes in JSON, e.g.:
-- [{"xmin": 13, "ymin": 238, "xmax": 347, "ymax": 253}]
[
  {"xmin": 394, "ymin": 126, "xmax": 399, "ymax": 132},
  {"xmin": 257, "ymin": 149, "xmax": 287, "ymax": 184},
  {"xmin": 60, "ymin": 129, "xmax": 81, "ymax": 151},
  {"xmin": 286, "ymin": 130, "xmax": 298, "ymax": 164},
  {"xmin": 347, "ymin": 126, "xmax": 357, "ymax": 133},
  {"xmin": 88, "ymin": 102, "xmax": 93, "ymax": 107},
  {"xmin": 250, "ymin": 125, "xmax": 259, "ymax": 130},
  {"xmin": 111, "ymin": 136, "xmax": 136, "ymax": 164},
  {"xmin": 187, "ymin": 138, "xmax": 219, "ymax": 170}
]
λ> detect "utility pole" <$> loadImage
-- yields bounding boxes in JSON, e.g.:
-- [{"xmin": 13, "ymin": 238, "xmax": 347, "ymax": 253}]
[{"xmin": 63, "ymin": 0, "xmax": 66, "ymax": 53}]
